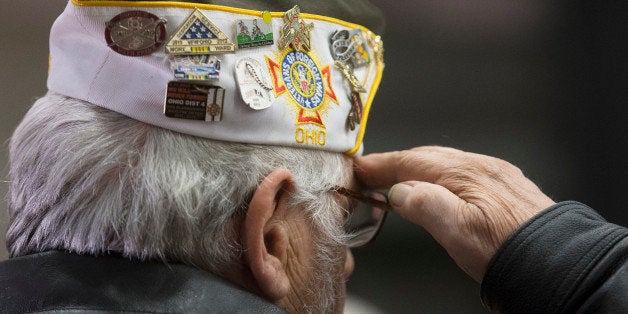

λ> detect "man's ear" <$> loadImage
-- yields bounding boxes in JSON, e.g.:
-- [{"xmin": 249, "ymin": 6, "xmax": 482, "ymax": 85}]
[{"xmin": 243, "ymin": 169, "xmax": 294, "ymax": 301}]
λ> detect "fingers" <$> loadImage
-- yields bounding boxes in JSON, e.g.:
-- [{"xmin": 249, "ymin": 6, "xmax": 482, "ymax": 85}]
[
  {"xmin": 358, "ymin": 146, "xmax": 557, "ymax": 283},
  {"xmin": 354, "ymin": 151, "xmax": 406, "ymax": 189},
  {"xmin": 355, "ymin": 146, "xmax": 465, "ymax": 189},
  {"xmin": 387, "ymin": 180, "xmax": 466, "ymax": 241}
]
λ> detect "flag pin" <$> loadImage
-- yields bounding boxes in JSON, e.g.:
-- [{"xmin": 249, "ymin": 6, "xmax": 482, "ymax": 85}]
[{"xmin": 166, "ymin": 8, "xmax": 235, "ymax": 55}]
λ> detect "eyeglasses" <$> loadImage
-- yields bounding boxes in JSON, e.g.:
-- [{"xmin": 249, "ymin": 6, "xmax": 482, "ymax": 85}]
[{"xmin": 331, "ymin": 186, "xmax": 390, "ymax": 248}]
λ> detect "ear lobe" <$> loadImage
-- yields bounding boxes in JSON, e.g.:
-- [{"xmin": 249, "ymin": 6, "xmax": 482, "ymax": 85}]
[{"xmin": 244, "ymin": 169, "xmax": 294, "ymax": 301}]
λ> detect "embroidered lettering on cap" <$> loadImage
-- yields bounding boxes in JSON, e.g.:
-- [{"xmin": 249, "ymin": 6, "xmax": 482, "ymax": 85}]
[
  {"xmin": 295, "ymin": 127, "xmax": 326, "ymax": 146},
  {"xmin": 266, "ymin": 50, "xmax": 337, "ymax": 129}
]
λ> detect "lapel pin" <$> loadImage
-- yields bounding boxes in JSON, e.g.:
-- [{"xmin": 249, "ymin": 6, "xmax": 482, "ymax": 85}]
[
  {"xmin": 346, "ymin": 92, "xmax": 363, "ymax": 131},
  {"xmin": 166, "ymin": 8, "xmax": 235, "ymax": 55},
  {"xmin": 171, "ymin": 55, "xmax": 221, "ymax": 80},
  {"xmin": 105, "ymin": 11, "xmax": 167, "ymax": 57},
  {"xmin": 278, "ymin": 5, "xmax": 314, "ymax": 51},
  {"xmin": 235, "ymin": 58, "xmax": 275, "ymax": 110},
  {"xmin": 329, "ymin": 29, "xmax": 370, "ymax": 67},
  {"xmin": 236, "ymin": 18, "xmax": 274, "ymax": 49},
  {"xmin": 335, "ymin": 60, "xmax": 366, "ymax": 93},
  {"xmin": 368, "ymin": 35, "xmax": 385, "ymax": 68},
  {"xmin": 164, "ymin": 81, "xmax": 225, "ymax": 122}
]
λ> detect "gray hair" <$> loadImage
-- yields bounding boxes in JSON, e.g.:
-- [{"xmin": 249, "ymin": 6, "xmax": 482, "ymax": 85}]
[{"xmin": 7, "ymin": 92, "xmax": 351, "ymax": 276}]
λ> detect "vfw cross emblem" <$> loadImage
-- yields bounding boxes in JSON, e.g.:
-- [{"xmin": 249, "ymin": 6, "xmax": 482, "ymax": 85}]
[{"xmin": 266, "ymin": 50, "xmax": 337, "ymax": 145}]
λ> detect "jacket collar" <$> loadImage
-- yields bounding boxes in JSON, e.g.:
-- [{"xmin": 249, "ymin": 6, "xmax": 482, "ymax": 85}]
[{"xmin": 0, "ymin": 250, "xmax": 287, "ymax": 313}]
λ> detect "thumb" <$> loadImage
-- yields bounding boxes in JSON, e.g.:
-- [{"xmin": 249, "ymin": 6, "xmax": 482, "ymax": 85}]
[{"xmin": 388, "ymin": 181, "xmax": 466, "ymax": 240}]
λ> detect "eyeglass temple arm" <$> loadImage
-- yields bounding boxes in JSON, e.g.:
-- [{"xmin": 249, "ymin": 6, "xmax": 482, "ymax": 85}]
[{"xmin": 332, "ymin": 186, "xmax": 392, "ymax": 211}]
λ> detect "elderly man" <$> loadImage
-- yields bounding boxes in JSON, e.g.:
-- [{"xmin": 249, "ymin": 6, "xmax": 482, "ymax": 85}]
[
  {"xmin": 5, "ymin": 1, "xmax": 627, "ymax": 313},
  {"xmin": 1, "ymin": 0, "xmax": 386, "ymax": 313}
]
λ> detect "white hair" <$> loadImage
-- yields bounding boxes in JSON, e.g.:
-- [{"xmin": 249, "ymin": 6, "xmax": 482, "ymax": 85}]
[{"xmin": 7, "ymin": 92, "xmax": 351, "ymax": 279}]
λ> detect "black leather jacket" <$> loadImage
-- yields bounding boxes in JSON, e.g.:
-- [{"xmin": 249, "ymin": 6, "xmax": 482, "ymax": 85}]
[
  {"xmin": 0, "ymin": 250, "xmax": 286, "ymax": 313},
  {"xmin": 482, "ymin": 201, "xmax": 628, "ymax": 313}
]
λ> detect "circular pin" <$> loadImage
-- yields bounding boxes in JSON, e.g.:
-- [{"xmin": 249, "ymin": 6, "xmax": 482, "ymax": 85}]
[{"xmin": 105, "ymin": 11, "xmax": 167, "ymax": 57}]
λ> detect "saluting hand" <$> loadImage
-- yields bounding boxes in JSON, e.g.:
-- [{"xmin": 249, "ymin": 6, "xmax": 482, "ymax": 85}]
[{"xmin": 355, "ymin": 146, "xmax": 555, "ymax": 282}]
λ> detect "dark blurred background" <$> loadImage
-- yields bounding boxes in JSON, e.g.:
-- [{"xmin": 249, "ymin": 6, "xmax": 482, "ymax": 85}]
[{"xmin": 1, "ymin": 1, "xmax": 627, "ymax": 313}]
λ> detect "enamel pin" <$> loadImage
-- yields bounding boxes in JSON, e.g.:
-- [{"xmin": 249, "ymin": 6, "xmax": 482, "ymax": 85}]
[
  {"xmin": 164, "ymin": 81, "xmax": 224, "ymax": 122},
  {"xmin": 335, "ymin": 60, "xmax": 366, "ymax": 93},
  {"xmin": 346, "ymin": 92, "xmax": 363, "ymax": 131},
  {"xmin": 166, "ymin": 9, "xmax": 235, "ymax": 54},
  {"xmin": 334, "ymin": 60, "xmax": 365, "ymax": 131},
  {"xmin": 278, "ymin": 5, "xmax": 314, "ymax": 51},
  {"xmin": 369, "ymin": 35, "xmax": 385, "ymax": 68},
  {"xmin": 329, "ymin": 29, "xmax": 370, "ymax": 67},
  {"xmin": 105, "ymin": 11, "xmax": 167, "ymax": 57},
  {"xmin": 348, "ymin": 30, "xmax": 370, "ymax": 67},
  {"xmin": 171, "ymin": 55, "xmax": 221, "ymax": 80},
  {"xmin": 235, "ymin": 58, "xmax": 274, "ymax": 110},
  {"xmin": 236, "ymin": 18, "xmax": 274, "ymax": 49},
  {"xmin": 205, "ymin": 85, "xmax": 225, "ymax": 122}
]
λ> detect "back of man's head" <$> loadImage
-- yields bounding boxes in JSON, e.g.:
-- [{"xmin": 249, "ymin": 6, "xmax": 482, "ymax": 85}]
[
  {"xmin": 8, "ymin": 92, "xmax": 350, "ymax": 269},
  {"xmin": 5, "ymin": 1, "xmax": 385, "ymax": 312},
  {"xmin": 7, "ymin": 93, "xmax": 352, "ymax": 311}
]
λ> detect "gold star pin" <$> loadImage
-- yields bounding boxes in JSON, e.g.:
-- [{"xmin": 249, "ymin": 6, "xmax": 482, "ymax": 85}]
[{"xmin": 278, "ymin": 5, "xmax": 314, "ymax": 51}]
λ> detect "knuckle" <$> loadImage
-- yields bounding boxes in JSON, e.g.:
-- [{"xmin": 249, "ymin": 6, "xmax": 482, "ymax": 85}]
[
  {"xmin": 442, "ymin": 154, "xmax": 482, "ymax": 179},
  {"xmin": 483, "ymin": 162, "xmax": 504, "ymax": 178},
  {"xmin": 487, "ymin": 157, "xmax": 523, "ymax": 179},
  {"xmin": 476, "ymin": 156, "xmax": 511, "ymax": 179},
  {"xmin": 409, "ymin": 145, "xmax": 435, "ymax": 153},
  {"xmin": 410, "ymin": 145, "xmax": 463, "ymax": 156}
]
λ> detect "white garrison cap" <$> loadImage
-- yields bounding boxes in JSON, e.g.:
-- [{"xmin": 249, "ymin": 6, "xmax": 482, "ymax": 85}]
[{"xmin": 48, "ymin": 0, "xmax": 385, "ymax": 155}]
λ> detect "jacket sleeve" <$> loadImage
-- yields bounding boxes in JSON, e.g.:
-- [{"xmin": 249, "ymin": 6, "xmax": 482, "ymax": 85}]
[{"xmin": 480, "ymin": 201, "xmax": 628, "ymax": 313}]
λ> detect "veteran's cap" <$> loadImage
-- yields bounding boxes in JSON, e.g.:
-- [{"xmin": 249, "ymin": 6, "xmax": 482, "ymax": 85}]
[{"xmin": 48, "ymin": 0, "xmax": 385, "ymax": 155}]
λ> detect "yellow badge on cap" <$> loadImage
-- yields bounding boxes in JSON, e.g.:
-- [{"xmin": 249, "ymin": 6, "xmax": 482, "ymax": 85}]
[
  {"xmin": 266, "ymin": 51, "xmax": 338, "ymax": 146},
  {"xmin": 265, "ymin": 5, "xmax": 339, "ymax": 147}
]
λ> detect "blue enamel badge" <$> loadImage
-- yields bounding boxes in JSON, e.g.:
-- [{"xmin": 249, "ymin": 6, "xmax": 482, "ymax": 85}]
[{"xmin": 282, "ymin": 51, "xmax": 324, "ymax": 110}]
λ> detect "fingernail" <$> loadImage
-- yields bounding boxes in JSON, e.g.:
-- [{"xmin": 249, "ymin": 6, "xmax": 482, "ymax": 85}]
[{"xmin": 388, "ymin": 183, "xmax": 412, "ymax": 208}]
